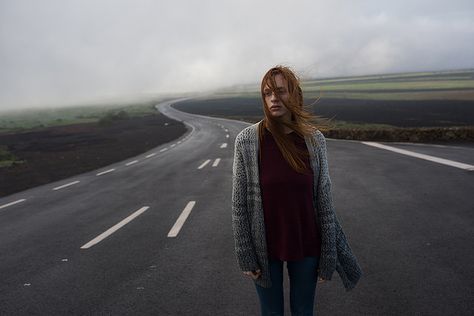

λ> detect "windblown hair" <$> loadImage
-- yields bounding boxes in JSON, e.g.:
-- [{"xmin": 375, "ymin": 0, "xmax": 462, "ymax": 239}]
[{"xmin": 258, "ymin": 65, "xmax": 328, "ymax": 174}]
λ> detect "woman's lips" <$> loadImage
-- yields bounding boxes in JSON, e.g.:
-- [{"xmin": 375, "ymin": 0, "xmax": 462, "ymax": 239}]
[{"xmin": 270, "ymin": 106, "xmax": 281, "ymax": 110}]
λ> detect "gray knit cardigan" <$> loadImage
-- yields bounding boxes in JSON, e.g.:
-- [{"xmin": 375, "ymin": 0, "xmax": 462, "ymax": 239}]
[{"xmin": 231, "ymin": 121, "xmax": 362, "ymax": 291}]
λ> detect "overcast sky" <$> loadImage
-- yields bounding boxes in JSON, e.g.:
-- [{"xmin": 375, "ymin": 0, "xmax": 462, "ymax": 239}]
[{"xmin": 1, "ymin": 0, "xmax": 473, "ymax": 111}]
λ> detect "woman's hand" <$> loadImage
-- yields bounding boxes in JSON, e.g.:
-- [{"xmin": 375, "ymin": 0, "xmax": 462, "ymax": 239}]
[
  {"xmin": 317, "ymin": 269, "xmax": 326, "ymax": 283},
  {"xmin": 243, "ymin": 269, "xmax": 262, "ymax": 280}
]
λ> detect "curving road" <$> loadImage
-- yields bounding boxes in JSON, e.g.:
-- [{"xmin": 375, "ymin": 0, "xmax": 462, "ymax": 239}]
[{"xmin": 0, "ymin": 99, "xmax": 473, "ymax": 315}]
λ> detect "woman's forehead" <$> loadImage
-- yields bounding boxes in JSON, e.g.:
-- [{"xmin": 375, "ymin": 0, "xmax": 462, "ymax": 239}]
[{"xmin": 264, "ymin": 74, "xmax": 288, "ymax": 89}]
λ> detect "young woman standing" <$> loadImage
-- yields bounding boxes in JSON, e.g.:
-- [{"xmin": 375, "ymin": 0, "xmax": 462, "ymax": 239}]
[{"xmin": 232, "ymin": 66, "xmax": 362, "ymax": 315}]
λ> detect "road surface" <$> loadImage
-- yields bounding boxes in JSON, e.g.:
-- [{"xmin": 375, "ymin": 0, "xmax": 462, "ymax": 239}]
[{"xmin": 1, "ymin": 100, "xmax": 473, "ymax": 315}]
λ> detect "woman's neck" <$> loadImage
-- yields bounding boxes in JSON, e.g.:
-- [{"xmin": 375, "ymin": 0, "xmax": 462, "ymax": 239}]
[
  {"xmin": 283, "ymin": 126, "xmax": 294, "ymax": 134},
  {"xmin": 265, "ymin": 124, "xmax": 294, "ymax": 135}
]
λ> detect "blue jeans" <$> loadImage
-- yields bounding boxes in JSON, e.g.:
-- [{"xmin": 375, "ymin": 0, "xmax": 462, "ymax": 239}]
[{"xmin": 255, "ymin": 256, "xmax": 319, "ymax": 316}]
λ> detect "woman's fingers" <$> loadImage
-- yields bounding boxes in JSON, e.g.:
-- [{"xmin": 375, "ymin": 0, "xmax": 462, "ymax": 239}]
[
  {"xmin": 316, "ymin": 269, "xmax": 326, "ymax": 283},
  {"xmin": 243, "ymin": 269, "xmax": 262, "ymax": 279},
  {"xmin": 251, "ymin": 269, "xmax": 261, "ymax": 279}
]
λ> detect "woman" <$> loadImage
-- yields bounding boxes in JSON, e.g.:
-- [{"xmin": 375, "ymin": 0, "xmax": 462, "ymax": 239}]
[{"xmin": 231, "ymin": 66, "xmax": 362, "ymax": 315}]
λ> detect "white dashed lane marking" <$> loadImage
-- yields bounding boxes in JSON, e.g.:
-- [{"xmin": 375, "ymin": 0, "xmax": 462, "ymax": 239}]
[
  {"xmin": 168, "ymin": 201, "xmax": 196, "ymax": 238},
  {"xmin": 145, "ymin": 153, "xmax": 156, "ymax": 158},
  {"xmin": 53, "ymin": 181, "xmax": 80, "ymax": 191},
  {"xmin": 97, "ymin": 169, "xmax": 115, "ymax": 176},
  {"xmin": 362, "ymin": 142, "xmax": 474, "ymax": 171},
  {"xmin": 212, "ymin": 158, "xmax": 221, "ymax": 167},
  {"xmin": 198, "ymin": 159, "xmax": 211, "ymax": 169},
  {"xmin": 220, "ymin": 143, "xmax": 227, "ymax": 148},
  {"xmin": 80, "ymin": 206, "xmax": 150, "ymax": 249},
  {"xmin": 160, "ymin": 148, "xmax": 168, "ymax": 152},
  {"xmin": 0, "ymin": 199, "xmax": 26, "ymax": 210},
  {"xmin": 125, "ymin": 160, "xmax": 138, "ymax": 166}
]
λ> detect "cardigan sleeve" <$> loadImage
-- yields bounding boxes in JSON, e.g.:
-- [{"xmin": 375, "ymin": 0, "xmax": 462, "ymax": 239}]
[
  {"xmin": 334, "ymin": 216, "xmax": 363, "ymax": 291},
  {"xmin": 315, "ymin": 130, "xmax": 337, "ymax": 280},
  {"xmin": 231, "ymin": 135, "xmax": 259, "ymax": 271}
]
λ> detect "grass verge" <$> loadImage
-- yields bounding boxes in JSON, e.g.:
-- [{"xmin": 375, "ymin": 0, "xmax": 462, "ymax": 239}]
[{"xmin": 0, "ymin": 146, "xmax": 24, "ymax": 168}]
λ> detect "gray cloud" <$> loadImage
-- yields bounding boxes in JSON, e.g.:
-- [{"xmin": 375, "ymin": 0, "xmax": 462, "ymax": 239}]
[{"xmin": 1, "ymin": 0, "xmax": 473, "ymax": 110}]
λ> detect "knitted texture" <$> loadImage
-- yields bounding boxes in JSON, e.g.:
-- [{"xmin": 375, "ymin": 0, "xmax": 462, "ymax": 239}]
[{"xmin": 231, "ymin": 121, "xmax": 362, "ymax": 291}]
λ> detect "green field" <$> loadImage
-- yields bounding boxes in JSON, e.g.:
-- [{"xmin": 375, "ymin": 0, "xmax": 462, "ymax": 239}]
[
  {"xmin": 213, "ymin": 69, "xmax": 474, "ymax": 101},
  {"xmin": 0, "ymin": 100, "xmax": 163, "ymax": 133}
]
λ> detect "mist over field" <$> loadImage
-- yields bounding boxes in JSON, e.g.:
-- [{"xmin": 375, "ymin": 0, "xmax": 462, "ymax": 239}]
[{"xmin": 1, "ymin": 0, "xmax": 474, "ymax": 111}]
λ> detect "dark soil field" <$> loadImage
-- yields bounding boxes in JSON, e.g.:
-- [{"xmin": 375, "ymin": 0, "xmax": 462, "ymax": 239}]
[
  {"xmin": 173, "ymin": 96, "xmax": 474, "ymax": 143},
  {"xmin": 173, "ymin": 97, "xmax": 474, "ymax": 128},
  {"xmin": 0, "ymin": 114, "xmax": 186, "ymax": 197}
]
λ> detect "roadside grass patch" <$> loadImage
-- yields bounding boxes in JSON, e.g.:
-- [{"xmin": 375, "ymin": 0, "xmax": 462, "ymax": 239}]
[{"xmin": 0, "ymin": 146, "xmax": 24, "ymax": 168}]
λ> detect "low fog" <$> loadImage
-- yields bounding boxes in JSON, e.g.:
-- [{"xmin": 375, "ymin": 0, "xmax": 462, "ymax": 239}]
[{"xmin": 1, "ymin": 0, "xmax": 473, "ymax": 111}]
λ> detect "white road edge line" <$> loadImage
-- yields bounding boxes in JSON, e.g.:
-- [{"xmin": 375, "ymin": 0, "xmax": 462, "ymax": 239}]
[
  {"xmin": 53, "ymin": 181, "xmax": 80, "ymax": 191},
  {"xmin": 168, "ymin": 201, "xmax": 196, "ymax": 238},
  {"xmin": 212, "ymin": 158, "xmax": 221, "ymax": 167},
  {"xmin": 97, "ymin": 169, "xmax": 115, "ymax": 176},
  {"xmin": 0, "ymin": 199, "xmax": 26, "ymax": 210},
  {"xmin": 198, "ymin": 159, "xmax": 211, "ymax": 169},
  {"xmin": 80, "ymin": 206, "xmax": 150, "ymax": 249},
  {"xmin": 126, "ymin": 160, "xmax": 138, "ymax": 166},
  {"xmin": 362, "ymin": 141, "xmax": 474, "ymax": 171},
  {"xmin": 145, "ymin": 153, "xmax": 156, "ymax": 158},
  {"xmin": 220, "ymin": 143, "xmax": 227, "ymax": 148}
]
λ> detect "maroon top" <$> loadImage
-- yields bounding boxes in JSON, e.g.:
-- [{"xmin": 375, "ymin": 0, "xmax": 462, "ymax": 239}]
[{"xmin": 259, "ymin": 128, "xmax": 321, "ymax": 261}]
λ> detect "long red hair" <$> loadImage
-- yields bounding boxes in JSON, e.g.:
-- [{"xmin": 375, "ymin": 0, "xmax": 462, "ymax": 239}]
[{"xmin": 258, "ymin": 65, "xmax": 327, "ymax": 173}]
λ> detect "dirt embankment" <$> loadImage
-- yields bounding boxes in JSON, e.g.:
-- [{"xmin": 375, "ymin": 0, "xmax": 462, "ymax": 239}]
[{"xmin": 0, "ymin": 114, "xmax": 187, "ymax": 197}]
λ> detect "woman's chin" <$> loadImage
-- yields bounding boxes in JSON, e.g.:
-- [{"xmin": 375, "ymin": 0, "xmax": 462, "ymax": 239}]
[{"xmin": 269, "ymin": 113, "xmax": 289, "ymax": 120}]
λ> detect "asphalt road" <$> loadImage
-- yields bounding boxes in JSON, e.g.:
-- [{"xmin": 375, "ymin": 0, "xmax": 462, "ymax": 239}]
[{"xmin": 0, "ymin": 100, "xmax": 473, "ymax": 315}]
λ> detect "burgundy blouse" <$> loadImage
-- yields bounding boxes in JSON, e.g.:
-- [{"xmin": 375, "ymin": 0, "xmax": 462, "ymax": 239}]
[{"xmin": 259, "ymin": 128, "xmax": 321, "ymax": 261}]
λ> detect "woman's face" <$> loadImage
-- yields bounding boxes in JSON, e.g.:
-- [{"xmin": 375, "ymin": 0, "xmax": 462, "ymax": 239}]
[{"xmin": 263, "ymin": 74, "xmax": 291, "ymax": 122}]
